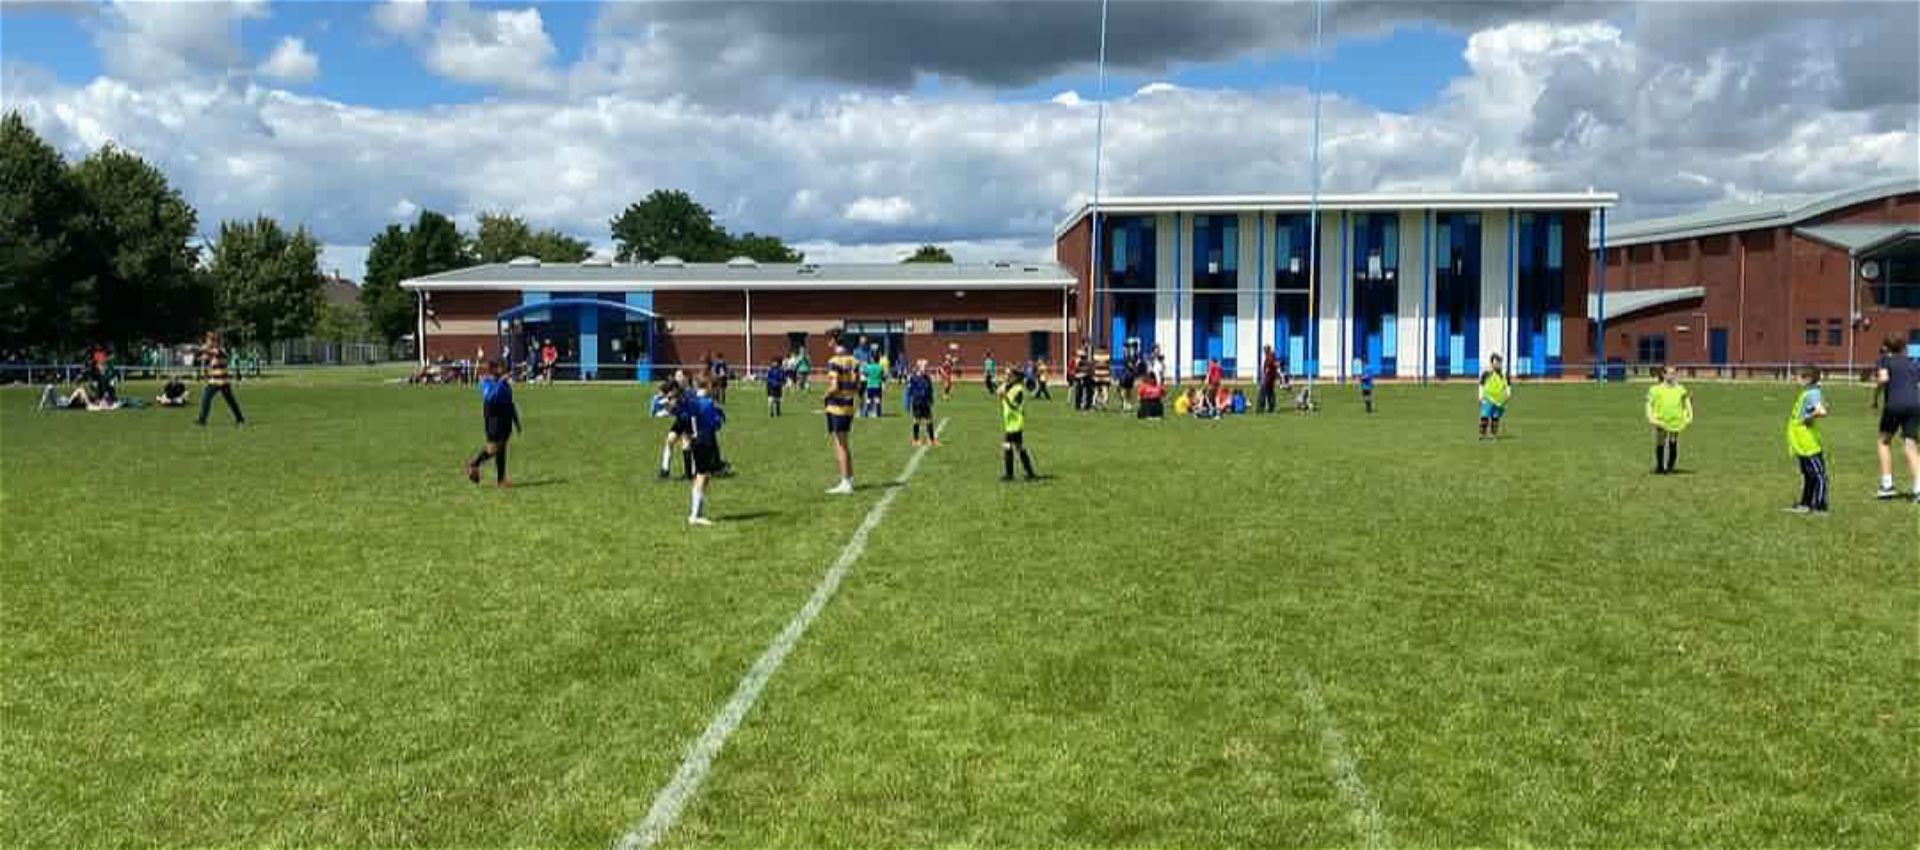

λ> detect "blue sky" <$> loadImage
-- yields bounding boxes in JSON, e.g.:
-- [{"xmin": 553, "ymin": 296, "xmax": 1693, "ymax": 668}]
[{"xmin": 2, "ymin": 1, "xmax": 1914, "ymax": 279}]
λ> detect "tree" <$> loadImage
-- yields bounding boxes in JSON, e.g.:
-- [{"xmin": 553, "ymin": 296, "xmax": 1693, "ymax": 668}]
[
  {"xmin": 360, "ymin": 223, "xmax": 415, "ymax": 345},
  {"xmin": 610, "ymin": 189, "xmax": 732, "ymax": 263},
  {"xmin": 471, "ymin": 211, "xmax": 590, "ymax": 263},
  {"xmin": 208, "ymin": 216, "xmax": 323, "ymax": 349},
  {"xmin": 0, "ymin": 112, "xmax": 94, "ymax": 356},
  {"xmin": 903, "ymin": 244, "xmax": 953, "ymax": 263},
  {"xmin": 70, "ymin": 144, "xmax": 203, "ymax": 346},
  {"xmin": 313, "ymin": 300, "xmax": 368, "ymax": 344},
  {"xmin": 408, "ymin": 210, "xmax": 468, "ymax": 277},
  {"xmin": 729, "ymin": 231, "xmax": 804, "ymax": 263}
]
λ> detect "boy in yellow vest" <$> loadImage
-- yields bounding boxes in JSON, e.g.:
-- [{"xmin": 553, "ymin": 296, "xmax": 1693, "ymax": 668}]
[
  {"xmin": 998, "ymin": 365, "xmax": 1038, "ymax": 481},
  {"xmin": 1477, "ymin": 353, "xmax": 1511, "ymax": 439},
  {"xmin": 1786, "ymin": 365, "xmax": 1829, "ymax": 513},
  {"xmin": 1646, "ymin": 366, "xmax": 1694, "ymax": 474}
]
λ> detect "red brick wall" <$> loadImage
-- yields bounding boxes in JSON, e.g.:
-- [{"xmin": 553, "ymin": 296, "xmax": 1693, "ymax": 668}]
[
  {"xmin": 1056, "ymin": 216, "xmax": 1092, "ymax": 354},
  {"xmin": 1560, "ymin": 210, "xmax": 1592, "ymax": 366}
]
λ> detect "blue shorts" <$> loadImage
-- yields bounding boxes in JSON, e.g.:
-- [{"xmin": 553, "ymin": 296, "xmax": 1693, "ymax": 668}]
[
  {"xmin": 865, "ymin": 387, "xmax": 882, "ymax": 399},
  {"xmin": 826, "ymin": 414, "xmax": 853, "ymax": 434},
  {"xmin": 1480, "ymin": 401, "xmax": 1505, "ymax": 420}
]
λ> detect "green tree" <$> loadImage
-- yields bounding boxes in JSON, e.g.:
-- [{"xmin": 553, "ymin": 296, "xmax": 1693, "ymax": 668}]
[
  {"xmin": 359, "ymin": 223, "xmax": 415, "ymax": 344},
  {"xmin": 313, "ymin": 300, "xmax": 368, "ymax": 344},
  {"xmin": 208, "ymin": 216, "xmax": 323, "ymax": 349},
  {"xmin": 408, "ymin": 210, "xmax": 468, "ymax": 277},
  {"xmin": 729, "ymin": 231, "xmax": 804, "ymax": 263},
  {"xmin": 70, "ymin": 144, "xmax": 203, "ymax": 347},
  {"xmin": 609, "ymin": 189, "xmax": 732, "ymax": 263},
  {"xmin": 903, "ymin": 244, "xmax": 953, "ymax": 263},
  {"xmin": 471, "ymin": 211, "xmax": 590, "ymax": 263},
  {"xmin": 0, "ymin": 112, "xmax": 94, "ymax": 356}
]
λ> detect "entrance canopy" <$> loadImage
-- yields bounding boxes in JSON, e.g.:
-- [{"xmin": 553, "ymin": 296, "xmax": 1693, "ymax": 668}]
[{"xmin": 495, "ymin": 298, "xmax": 660, "ymax": 323}]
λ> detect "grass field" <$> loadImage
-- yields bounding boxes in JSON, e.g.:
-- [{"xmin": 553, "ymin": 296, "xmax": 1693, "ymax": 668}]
[{"xmin": 2, "ymin": 372, "xmax": 1914, "ymax": 848}]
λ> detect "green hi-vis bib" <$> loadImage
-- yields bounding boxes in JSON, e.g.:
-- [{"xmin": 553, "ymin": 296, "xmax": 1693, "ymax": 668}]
[
  {"xmin": 1001, "ymin": 383, "xmax": 1026, "ymax": 433},
  {"xmin": 1483, "ymin": 371, "xmax": 1510, "ymax": 405},
  {"xmin": 1647, "ymin": 383, "xmax": 1691, "ymax": 432},
  {"xmin": 1786, "ymin": 388, "xmax": 1821, "ymax": 456}
]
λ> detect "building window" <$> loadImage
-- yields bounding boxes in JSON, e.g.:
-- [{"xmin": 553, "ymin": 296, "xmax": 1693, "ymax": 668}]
[
  {"xmin": 1805, "ymin": 320, "xmax": 1821, "ymax": 346},
  {"xmin": 932, "ymin": 319, "xmax": 989, "ymax": 334},
  {"xmin": 1637, "ymin": 333, "xmax": 1667, "ymax": 363},
  {"xmin": 1866, "ymin": 238, "xmax": 1920, "ymax": 309},
  {"xmin": 1192, "ymin": 214, "xmax": 1239, "ymax": 291},
  {"xmin": 1827, "ymin": 319, "xmax": 1844, "ymax": 347}
]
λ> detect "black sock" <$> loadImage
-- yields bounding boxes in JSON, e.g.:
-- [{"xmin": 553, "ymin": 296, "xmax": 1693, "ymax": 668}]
[
  {"xmin": 1655, "ymin": 443, "xmax": 1667, "ymax": 471},
  {"xmin": 471, "ymin": 448, "xmax": 490, "ymax": 468},
  {"xmin": 1002, "ymin": 448, "xmax": 1014, "ymax": 478},
  {"xmin": 1478, "ymin": 417, "xmax": 1489, "ymax": 435},
  {"xmin": 1665, "ymin": 441, "xmax": 1678, "ymax": 471},
  {"xmin": 1019, "ymin": 448, "xmax": 1035, "ymax": 478},
  {"xmin": 681, "ymin": 449, "xmax": 693, "ymax": 477},
  {"xmin": 494, "ymin": 445, "xmax": 507, "ymax": 482}
]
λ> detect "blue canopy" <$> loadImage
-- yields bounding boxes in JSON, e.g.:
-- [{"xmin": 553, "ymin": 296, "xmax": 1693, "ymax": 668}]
[{"xmin": 495, "ymin": 298, "xmax": 660, "ymax": 323}]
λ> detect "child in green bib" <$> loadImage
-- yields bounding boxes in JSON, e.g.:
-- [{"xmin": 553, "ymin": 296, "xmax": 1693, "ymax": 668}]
[
  {"xmin": 1786, "ymin": 365, "xmax": 1829, "ymax": 513},
  {"xmin": 1477, "ymin": 353, "xmax": 1511, "ymax": 440},
  {"xmin": 1646, "ymin": 366, "xmax": 1694, "ymax": 474}
]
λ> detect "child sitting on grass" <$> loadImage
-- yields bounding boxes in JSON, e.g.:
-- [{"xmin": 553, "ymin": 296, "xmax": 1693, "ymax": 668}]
[
  {"xmin": 1786, "ymin": 365, "xmax": 1829, "ymax": 514},
  {"xmin": 1646, "ymin": 366, "xmax": 1693, "ymax": 474}
]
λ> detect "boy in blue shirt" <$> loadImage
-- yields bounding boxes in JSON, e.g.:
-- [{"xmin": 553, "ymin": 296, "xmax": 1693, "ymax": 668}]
[
  {"xmin": 907, "ymin": 360, "xmax": 938, "ymax": 446},
  {"xmin": 685, "ymin": 376, "xmax": 726, "ymax": 526},
  {"xmin": 764, "ymin": 357, "xmax": 787, "ymax": 417},
  {"xmin": 1359, "ymin": 362, "xmax": 1376, "ymax": 414},
  {"xmin": 464, "ymin": 360, "xmax": 521, "ymax": 488}
]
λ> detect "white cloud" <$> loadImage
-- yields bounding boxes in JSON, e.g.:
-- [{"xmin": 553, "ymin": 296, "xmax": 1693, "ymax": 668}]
[
  {"xmin": 257, "ymin": 37, "xmax": 318, "ymax": 84},
  {"xmin": 1134, "ymin": 82, "xmax": 1181, "ymax": 97},
  {"xmin": 371, "ymin": 0, "xmax": 429, "ymax": 37},
  {"xmin": 843, "ymin": 196, "xmax": 917, "ymax": 225},
  {"xmin": 422, "ymin": 5, "xmax": 559, "ymax": 92},
  {"xmin": 90, "ymin": 0, "xmax": 267, "ymax": 82},
  {"xmin": 9, "ymin": 17, "xmax": 1915, "ymax": 263}
]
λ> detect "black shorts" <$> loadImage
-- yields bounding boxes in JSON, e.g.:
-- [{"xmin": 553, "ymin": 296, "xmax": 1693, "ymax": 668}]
[
  {"xmin": 1139, "ymin": 398, "xmax": 1164, "ymax": 418},
  {"xmin": 768, "ymin": 390, "xmax": 783, "ymax": 401},
  {"xmin": 826, "ymin": 413, "xmax": 853, "ymax": 434},
  {"xmin": 484, "ymin": 416, "xmax": 513, "ymax": 443},
  {"xmin": 911, "ymin": 402, "xmax": 933, "ymax": 420},
  {"xmin": 1002, "ymin": 430, "xmax": 1024, "ymax": 445},
  {"xmin": 690, "ymin": 440, "xmax": 724, "ymax": 475},
  {"xmin": 1880, "ymin": 408, "xmax": 1920, "ymax": 440}
]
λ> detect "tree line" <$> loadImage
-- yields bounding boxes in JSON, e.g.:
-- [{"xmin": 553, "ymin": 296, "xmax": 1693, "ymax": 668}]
[{"xmin": 2, "ymin": 110, "xmax": 960, "ymax": 359}]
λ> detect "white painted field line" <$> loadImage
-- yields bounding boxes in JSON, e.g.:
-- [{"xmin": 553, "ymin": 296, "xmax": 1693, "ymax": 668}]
[
  {"xmin": 615, "ymin": 417, "xmax": 949, "ymax": 850},
  {"xmin": 1295, "ymin": 669, "xmax": 1394, "ymax": 850}
]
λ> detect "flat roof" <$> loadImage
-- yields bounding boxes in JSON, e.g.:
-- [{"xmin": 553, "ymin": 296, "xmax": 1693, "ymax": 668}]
[
  {"xmin": 1054, "ymin": 191, "xmax": 1619, "ymax": 238},
  {"xmin": 1588, "ymin": 286, "xmax": 1705, "ymax": 321},
  {"xmin": 1795, "ymin": 223, "xmax": 1920, "ymax": 255},
  {"xmin": 402, "ymin": 260, "xmax": 1077, "ymax": 292},
  {"xmin": 1598, "ymin": 178, "xmax": 1920, "ymax": 248}
]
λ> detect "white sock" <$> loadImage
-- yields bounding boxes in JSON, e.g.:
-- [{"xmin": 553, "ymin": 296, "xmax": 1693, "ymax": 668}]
[
  {"xmin": 660, "ymin": 443, "xmax": 673, "ymax": 471},
  {"xmin": 691, "ymin": 491, "xmax": 705, "ymax": 518},
  {"xmin": 1882, "ymin": 474, "xmax": 1895, "ymax": 489}
]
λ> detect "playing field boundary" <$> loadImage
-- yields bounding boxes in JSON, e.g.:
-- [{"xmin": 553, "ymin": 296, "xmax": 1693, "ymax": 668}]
[
  {"xmin": 615, "ymin": 418, "xmax": 949, "ymax": 850},
  {"xmin": 1296, "ymin": 669, "xmax": 1394, "ymax": 850}
]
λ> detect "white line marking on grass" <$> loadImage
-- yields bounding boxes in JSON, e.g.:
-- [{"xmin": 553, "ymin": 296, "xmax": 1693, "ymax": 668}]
[
  {"xmin": 616, "ymin": 417, "xmax": 949, "ymax": 850},
  {"xmin": 1296, "ymin": 669, "xmax": 1394, "ymax": 850}
]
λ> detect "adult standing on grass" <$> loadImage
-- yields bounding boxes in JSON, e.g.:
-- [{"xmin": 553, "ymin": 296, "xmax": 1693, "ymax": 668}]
[
  {"xmin": 1257, "ymin": 345, "xmax": 1280, "ymax": 414},
  {"xmin": 824, "ymin": 342, "xmax": 859, "ymax": 495},
  {"xmin": 194, "ymin": 331, "xmax": 245, "ymax": 427},
  {"xmin": 464, "ymin": 359, "xmax": 520, "ymax": 488},
  {"xmin": 1871, "ymin": 335, "xmax": 1920, "ymax": 500},
  {"xmin": 1646, "ymin": 365, "xmax": 1693, "ymax": 474}
]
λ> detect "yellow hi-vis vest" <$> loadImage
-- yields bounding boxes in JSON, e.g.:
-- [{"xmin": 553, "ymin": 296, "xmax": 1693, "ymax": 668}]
[
  {"xmin": 1786, "ymin": 388, "xmax": 1822, "ymax": 457},
  {"xmin": 1482, "ymin": 370, "xmax": 1510, "ymax": 405}
]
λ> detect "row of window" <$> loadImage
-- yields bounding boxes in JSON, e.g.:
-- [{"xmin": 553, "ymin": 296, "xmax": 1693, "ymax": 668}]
[{"xmin": 1804, "ymin": 319, "xmax": 1845, "ymax": 347}]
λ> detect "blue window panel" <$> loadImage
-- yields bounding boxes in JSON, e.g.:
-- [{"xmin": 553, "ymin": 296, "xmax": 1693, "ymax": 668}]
[
  {"xmin": 1451, "ymin": 335, "xmax": 1466, "ymax": 372},
  {"xmin": 1546, "ymin": 313, "xmax": 1562, "ymax": 357},
  {"xmin": 1383, "ymin": 217, "xmax": 1398, "ymax": 269},
  {"xmin": 1111, "ymin": 227, "xmax": 1127, "ymax": 272},
  {"xmin": 1223, "ymin": 219, "xmax": 1239, "ymax": 272},
  {"xmin": 1223, "ymin": 312, "xmax": 1238, "ymax": 359},
  {"xmin": 1547, "ymin": 217, "xmax": 1564, "ymax": 270},
  {"xmin": 1288, "ymin": 336, "xmax": 1305, "ymax": 375},
  {"xmin": 522, "ymin": 291, "xmax": 550, "ymax": 322},
  {"xmin": 1275, "ymin": 223, "xmax": 1292, "ymax": 263},
  {"xmin": 1382, "ymin": 315, "xmax": 1397, "ymax": 358}
]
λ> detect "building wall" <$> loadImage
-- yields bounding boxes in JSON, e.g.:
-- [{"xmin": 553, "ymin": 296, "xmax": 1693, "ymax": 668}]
[{"xmin": 1594, "ymin": 190, "xmax": 1918, "ymax": 371}]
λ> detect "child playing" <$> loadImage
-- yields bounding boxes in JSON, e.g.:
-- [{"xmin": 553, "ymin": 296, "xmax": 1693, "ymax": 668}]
[
  {"xmin": 1358, "ymin": 363, "xmax": 1376, "ymax": 414},
  {"xmin": 685, "ymin": 376, "xmax": 726, "ymax": 526},
  {"xmin": 998, "ymin": 366, "xmax": 1038, "ymax": 481},
  {"xmin": 1137, "ymin": 372, "xmax": 1166, "ymax": 420},
  {"xmin": 1645, "ymin": 366, "xmax": 1694, "ymax": 474},
  {"xmin": 764, "ymin": 357, "xmax": 787, "ymax": 417},
  {"xmin": 464, "ymin": 359, "xmax": 521, "ymax": 488},
  {"xmin": 1478, "ymin": 353, "xmax": 1511, "ymax": 439},
  {"xmin": 861, "ymin": 354, "xmax": 887, "ymax": 418},
  {"xmin": 654, "ymin": 379, "xmax": 692, "ymax": 480},
  {"xmin": 939, "ymin": 353, "xmax": 956, "ymax": 400},
  {"xmin": 983, "ymin": 351, "xmax": 998, "ymax": 394},
  {"xmin": 1786, "ymin": 365, "xmax": 1829, "ymax": 514},
  {"xmin": 907, "ymin": 360, "xmax": 937, "ymax": 446}
]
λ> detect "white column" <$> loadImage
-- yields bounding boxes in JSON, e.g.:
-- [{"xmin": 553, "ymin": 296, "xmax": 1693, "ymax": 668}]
[
  {"xmin": 1396, "ymin": 209, "xmax": 1424, "ymax": 379},
  {"xmin": 1316, "ymin": 210, "xmax": 1344, "ymax": 379},
  {"xmin": 1479, "ymin": 208, "xmax": 1511, "ymax": 369},
  {"xmin": 1235, "ymin": 212, "xmax": 1262, "ymax": 379},
  {"xmin": 1154, "ymin": 212, "xmax": 1177, "ymax": 370}
]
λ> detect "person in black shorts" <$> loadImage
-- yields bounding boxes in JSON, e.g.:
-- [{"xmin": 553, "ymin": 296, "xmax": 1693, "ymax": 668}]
[
  {"xmin": 907, "ymin": 360, "xmax": 937, "ymax": 446},
  {"xmin": 1872, "ymin": 335, "xmax": 1920, "ymax": 500},
  {"xmin": 685, "ymin": 376, "xmax": 726, "ymax": 526},
  {"xmin": 464, "ymin": 359, "xmax": 520, "ymax": 487}
]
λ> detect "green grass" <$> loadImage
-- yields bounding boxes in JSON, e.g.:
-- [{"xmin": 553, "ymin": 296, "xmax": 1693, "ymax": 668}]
[{"xmin": 2, "ymin": 374, "xmax": 1914, "ymax": 848}]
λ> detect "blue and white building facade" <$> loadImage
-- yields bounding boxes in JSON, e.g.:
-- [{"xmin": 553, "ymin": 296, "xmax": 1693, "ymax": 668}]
[{"xmin": 1055, "ymin": 192, "xmax": 1618, "ymax": 380}]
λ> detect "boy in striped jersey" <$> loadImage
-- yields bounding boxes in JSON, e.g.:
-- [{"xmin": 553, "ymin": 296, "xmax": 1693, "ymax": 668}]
[
  {"xmin": 824, "ymin": 343, "xmax": 860, "ymax": 494},
  {"xmin": 194, "ymin": 331, "xmax": 246, "ymax": 426}
]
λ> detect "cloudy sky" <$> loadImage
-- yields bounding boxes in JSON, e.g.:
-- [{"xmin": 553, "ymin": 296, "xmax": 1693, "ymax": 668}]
[{"xmin": 2, "ymin": 0, "xmax": 1915, "ymax": 280}]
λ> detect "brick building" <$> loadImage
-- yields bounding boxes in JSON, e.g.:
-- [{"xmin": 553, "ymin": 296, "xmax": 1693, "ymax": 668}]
[
  {"xmin": 1053, "ymin": 192, "xmax": 1617, "ymax": 380},
  {"xmin": 401, "ymin": 258, "xmax": 1076, "ymax": 380},
  {"xmin": 1593, "ymin": 179, "xmax": 1920, "ymax": 374}
]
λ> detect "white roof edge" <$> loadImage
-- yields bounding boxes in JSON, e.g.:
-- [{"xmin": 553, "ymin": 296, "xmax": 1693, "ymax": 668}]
[
  {"xmin": 1598, "ymin": 178, "xmax": 1920, "ymax": 249},
  {"xmin": 402, "ymin": 278, "xmax": 1076, "ymax": 292},
  {"xmin": 1053, "ymin": 191, "xmax": 1620, "ymax": 238}
]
